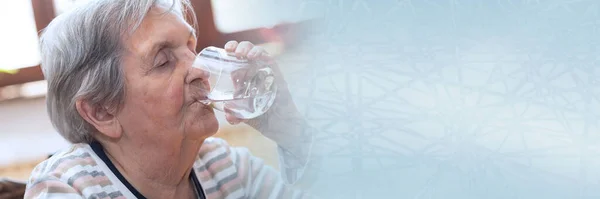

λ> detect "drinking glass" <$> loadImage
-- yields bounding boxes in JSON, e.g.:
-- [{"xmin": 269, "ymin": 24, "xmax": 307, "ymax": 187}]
[{"xmin": 193, "ymin": 46, "xmax": 277, "ymax": 119}]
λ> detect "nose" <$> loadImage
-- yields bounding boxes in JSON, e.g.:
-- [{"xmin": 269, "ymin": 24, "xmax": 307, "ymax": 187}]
[
  {"xmin": 185, "ymin": 59, "xmax": 210, "ymax": 84},
  {"xmin": 183, "ymin": 48, "xmax": 209, "ymax": 83},
  {"xmin": 185, "ymin": 55, "xmax": 211, "ymax": 101}
]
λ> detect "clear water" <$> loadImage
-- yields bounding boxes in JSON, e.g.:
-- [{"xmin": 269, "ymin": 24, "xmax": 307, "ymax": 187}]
[{"xmin": 200, "ymin": 91, "xmax": 276, "ymax": 119}]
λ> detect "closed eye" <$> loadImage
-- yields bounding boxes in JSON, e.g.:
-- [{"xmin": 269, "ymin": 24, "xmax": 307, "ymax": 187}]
[
  {"xmin": 154, "ymin": 51, "xmax": 171, "ymax": 68},
  {"xmin": 157, "ymin": 60, "xmax": 169, "ymax": 67}
]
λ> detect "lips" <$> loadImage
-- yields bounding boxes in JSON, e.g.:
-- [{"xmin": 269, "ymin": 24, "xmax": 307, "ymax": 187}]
[
  {"xmin": 189, "ymin": 79, "xmax": 211, "ymax": 103},
  {"xmin": 192, "ymin": 93, "xmax": 209, "ymax": 102}
]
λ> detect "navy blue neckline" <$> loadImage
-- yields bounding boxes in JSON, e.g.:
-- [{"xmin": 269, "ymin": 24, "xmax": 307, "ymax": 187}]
[{"xmin": 89, "ymin": 141, "xmax": 205, "ymax": 199}]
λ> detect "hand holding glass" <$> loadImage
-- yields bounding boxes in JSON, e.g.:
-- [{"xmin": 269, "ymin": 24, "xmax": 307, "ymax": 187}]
[{"xmin": 193, "ymin": 46, "xmax": 277, "ymax": 119}]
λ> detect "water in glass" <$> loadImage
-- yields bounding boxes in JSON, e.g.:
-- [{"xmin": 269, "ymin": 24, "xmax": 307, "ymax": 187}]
[{"xmin": 193, "ymin": 46, "xmax": 277, "ymax": 119}]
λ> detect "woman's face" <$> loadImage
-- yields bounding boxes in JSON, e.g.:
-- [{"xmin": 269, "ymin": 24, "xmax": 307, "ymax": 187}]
[{"xmin": 116, "ymin": 6, "xmax": 218, "ymax": 147}]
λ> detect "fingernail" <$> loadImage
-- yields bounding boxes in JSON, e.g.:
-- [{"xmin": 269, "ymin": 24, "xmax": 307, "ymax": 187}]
[
  {"xmin": 235, "ymin": 50, "xmax": 244, "ymax": 58},
  {"xmin": 248, "ymin": 51, "xmax": 256, "ymax": 58}
]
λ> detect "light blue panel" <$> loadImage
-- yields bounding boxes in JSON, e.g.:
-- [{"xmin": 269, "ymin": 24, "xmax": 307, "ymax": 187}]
[{"xmin": 275, "ymin": 0, "xmax": 600, "ymax": 198}]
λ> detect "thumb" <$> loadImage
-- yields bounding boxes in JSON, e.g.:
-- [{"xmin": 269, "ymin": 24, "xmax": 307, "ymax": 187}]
[{"xmin": 224, "ymin": 105, "xmax": 246, "ymax": 125}]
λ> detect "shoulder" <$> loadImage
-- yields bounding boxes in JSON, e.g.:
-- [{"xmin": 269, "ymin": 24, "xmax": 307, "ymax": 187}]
[
  {"xmin": 27, "ymin": 143, "xmax": 96, "ymax": 184},
  {"xmin": 24, "ymin": 144, "xmax": 99, "ymax": 198},
  {"xmin": 194, "ymin": 137, "xmax": 261, "ymax": 198},
  {"xmin": 198, "ymin": 137, "xmax": 231, "ymax": 155},
  {"xmin": 197, "ymin": 137, "xmax": 238, "ymax": 164},
  {"xmin": 195, "ymin": 137, "xmax": 257, "ymax": 172},
  {"xmin": 198, "ymin": 137, "xmax": 255, "ymax": 160}
]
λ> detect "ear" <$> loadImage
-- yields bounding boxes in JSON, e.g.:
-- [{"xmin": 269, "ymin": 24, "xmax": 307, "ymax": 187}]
[{"xmin": 75, "ymin": 99, "xmax": 122, "ymax": 139}]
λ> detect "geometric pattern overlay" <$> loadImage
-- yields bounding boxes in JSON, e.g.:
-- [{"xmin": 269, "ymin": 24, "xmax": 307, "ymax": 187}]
[{"xmin": 278, "ymin": 0, "xmax": 600, "ymax": 198}]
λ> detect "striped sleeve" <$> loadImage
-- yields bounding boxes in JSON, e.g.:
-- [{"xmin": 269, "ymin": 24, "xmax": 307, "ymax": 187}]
[
  {"xmin": 24, "ymin": 178, "xmax": 84, "ymax": 199},
  {"xmin": 24, "ymin": 159, "xmax": 84, "ymax": 199},
  {"xmin": 230, "ymin": 146, "xmax": 312, "ymax": 199}
]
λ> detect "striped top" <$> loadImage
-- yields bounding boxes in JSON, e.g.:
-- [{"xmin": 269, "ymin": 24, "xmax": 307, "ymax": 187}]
[{"xmin": 23, "ymin": 137, "xmax": 314, "ymax": 199}]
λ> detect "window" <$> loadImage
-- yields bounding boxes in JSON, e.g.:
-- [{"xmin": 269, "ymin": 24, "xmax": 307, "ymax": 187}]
[
  {"xmin": 210, "ymin": 0, "xmax": 320, "ymax": 33},
  {"xmin": 0, "ymin": 0, "xmax": 41, "ymax": 71},
  {"xmin": 53, "ymin": 0, "xmax": 91, "ymax": 15}
]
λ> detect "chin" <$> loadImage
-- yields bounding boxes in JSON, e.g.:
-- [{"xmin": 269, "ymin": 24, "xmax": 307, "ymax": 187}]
[
  {"xmin": 185, "ymin": 120, "xmax": 219, "ymax": 141},
  {"xmin": 185, "ymin": 102, "xmax": 220, "ymax": 140},
  {"xmin": 197, "ymin": 113, "xmax": 219, "ymax": 137},
  {"xmin": 203, "ymin": 116, "xmax": 220, "ymax": 135}
]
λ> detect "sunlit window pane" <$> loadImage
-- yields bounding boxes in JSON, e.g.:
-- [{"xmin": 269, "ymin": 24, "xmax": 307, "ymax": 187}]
[
  {"xmin": 0, "ymin": 0, "xmax": 40, "ymax": 70},
  {"xmin": 53, "ymin": 0, "xmax": 92, "ymax": 15},
  {"xmin": 211, "ymin": 0, "xmax": 321, "ymax": 33}
]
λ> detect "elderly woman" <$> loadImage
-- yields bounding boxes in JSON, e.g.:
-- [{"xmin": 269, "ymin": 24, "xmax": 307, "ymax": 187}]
[{"xmin": 23, "ymin": 0, "xmax": 315, "ymax": 198}]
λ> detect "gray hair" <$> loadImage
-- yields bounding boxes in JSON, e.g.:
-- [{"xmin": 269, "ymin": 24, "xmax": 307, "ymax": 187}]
[{"xmin": 40, "ymin": 0, "xmax": 197, "ymax": 143}]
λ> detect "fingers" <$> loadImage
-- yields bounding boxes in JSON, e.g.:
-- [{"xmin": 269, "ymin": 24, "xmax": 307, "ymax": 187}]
[
  {"xmin": 224, "ymin": 40, "xmax": 238, "ymax": 52},
  {"xmin": 224, "ymin": 40, "xmax": 269, "ymax": 60},
  {"xmin": 225, "ymin": 112, "xmax": 245, "ymax": 125},
  {"xmin": 224, "ymin": 107, "xmax": 246, "ymax": 125},
  {"xmin": 234, "ymin": 41, "xmax": 254, "ymax": 58},
  {"xmin": 247, "ymin": 46, "xmax": 266, "ymax": 60}
]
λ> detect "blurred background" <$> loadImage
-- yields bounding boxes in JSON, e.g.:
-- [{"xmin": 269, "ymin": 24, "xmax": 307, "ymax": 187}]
[
  {"xmin": 298, "ymin": 1, "xmax": 600, "ymax": 198},
  {"xmin": 0, "ymin": 0, "xmax": 319, "ymax": 181}
]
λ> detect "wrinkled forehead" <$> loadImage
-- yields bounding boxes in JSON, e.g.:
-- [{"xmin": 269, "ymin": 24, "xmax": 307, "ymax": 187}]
[
  {"xmin": 129, "ymin": 4, "xmax": 194, "ymax": 40},
  {"xmin": 120, "ymin": 1, "xmax": 194, "ymax": 46},
  {"xmin": 154, "ymin": 0, "xmax": 186, "ymax": 18},
  {"xmin": 127, "ymin": 0, "xmax": 189, "ymax": 35},
  {"xmin": 121, "ymin": 2, "xmax": 195, "ymax": 63}
]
